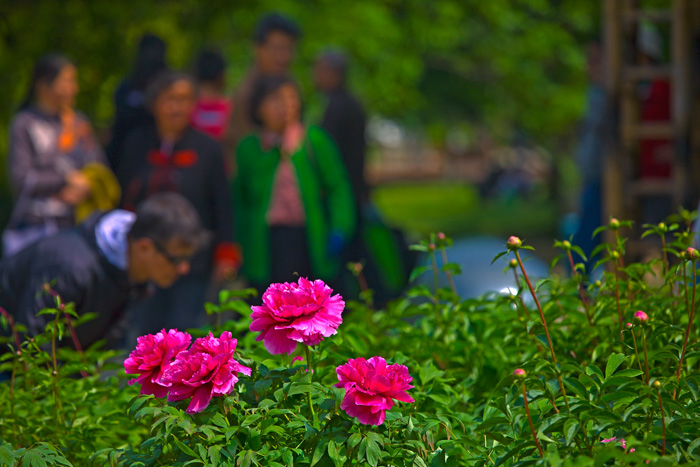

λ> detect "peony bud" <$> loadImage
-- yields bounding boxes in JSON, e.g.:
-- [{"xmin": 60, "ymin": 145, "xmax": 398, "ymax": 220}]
[
  {"xmin": 611, "ymin": 251, "xmax": 620, "ymax": 260},
  {"xmin": 506, "ymin": 236, "xmax": 522, "ymax": 250},
  {"xmin": 609, "ymin": 218, "xmax": 620, "ymax": 230},
  {"xmin": 428, "ymin": 243, "xmax": 436, "ymax": 251},
  {"xmin": 437, "ymin": 232, "xmax": 446, "ymax": 241},
  {"xmin": 513, "ymin": 368, "xmax": 527, "ymax": 379},
  {"xmin": 634, "ymin": 310, "xmax": 649, "ymax": 324},
  {"xmin": 626, "ymin": 322, "xmax": 633, "ymax": 329},
  {"xmin": 594, "ymin": 280, "xmax": 602, "ymax": 288},
  {"xmin": 509, "ymin": 258, "xmax": 518, "ymax": 269},
  {"xmin": 353, "ymin": 262, "xmax": 363, "ymax": 273},
  {"xmin": 657, "ymin": 222, "xmax": 667, "ymax": 232},
  {"xmin": 652, "ymin": 380, "xmax": 661, "ymax": 389},
  {"xmin": 562, "ymin": 240, "xmax": 571, "ymax": 250},
  {"xmin": 685, "ymin": 247, "xmax": 700, "ymax": 261}
]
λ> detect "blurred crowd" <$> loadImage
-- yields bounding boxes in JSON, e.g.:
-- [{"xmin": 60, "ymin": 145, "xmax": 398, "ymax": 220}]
[{"xmin": 0, "ymin": 13, "xmax": 406, "ymax": 349}]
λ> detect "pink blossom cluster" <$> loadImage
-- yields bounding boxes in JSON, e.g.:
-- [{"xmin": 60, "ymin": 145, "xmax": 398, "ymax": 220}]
[
  {"xmin": 335, "ymin": 356, "xmax": 415, "ymax": 426},
  {"xmin": 126, "ymin": 278, "xmax": 415, "ymax": 425},
  {"xmin": 124, "ymin": 329, "xmax": 250, "ymax": 413}
]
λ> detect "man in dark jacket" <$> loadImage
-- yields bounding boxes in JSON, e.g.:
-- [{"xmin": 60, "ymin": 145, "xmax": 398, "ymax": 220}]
[
  {"xmin": 314, "ymin": 50, "xmax": 368, "ymax": 208},
  {"xmin": 0, "ymin": 192, "xmax": 207, "ymax": 348}
]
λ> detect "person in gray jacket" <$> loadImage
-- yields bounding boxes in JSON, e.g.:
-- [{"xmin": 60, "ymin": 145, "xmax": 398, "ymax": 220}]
[{"xmin": 6, "ymin": 54, "xmax": 106, "ymax": 255}]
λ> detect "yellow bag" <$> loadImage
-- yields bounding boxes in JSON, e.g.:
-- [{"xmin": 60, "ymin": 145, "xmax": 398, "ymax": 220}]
[{"xmin": 75, "ymin": 163, "xmax": 122, "ymax": 223}]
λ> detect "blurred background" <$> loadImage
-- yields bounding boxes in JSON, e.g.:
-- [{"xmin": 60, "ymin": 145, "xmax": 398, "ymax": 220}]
[
  {"xmin": 5, "ymin": 0, "xmax": 700, "ymax": 303},
  {"xmin": 0, "ymin": 0, "xmax": 601, "ymax": 242}
]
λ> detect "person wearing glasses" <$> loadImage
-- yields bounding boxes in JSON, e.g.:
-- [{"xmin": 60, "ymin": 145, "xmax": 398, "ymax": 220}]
[{"xmin": 0, "ymin": 192, "xmax": 207, "ymax": 349}]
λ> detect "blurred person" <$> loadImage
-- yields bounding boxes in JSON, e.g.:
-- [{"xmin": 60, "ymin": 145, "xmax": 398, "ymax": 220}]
[
  {"xmin": 5, "ymin": 54, "xmax": 108, "ymax": 257},
  {"xmin": 0, "ymin": 192, "xmax": 207, "ymax": 348},
  {"xmin": 234, "ymin": 75, "xmax": 355, "ymax": 290},
  {"xmin": 190, "ymin": 47, "xmax": 232, "ymax": 142},
  {"xmin": 572, "ymin": 41, "xmax": 608, "ymax": 267},
  {"xmin": 116, "ymin": 71, "xmax": 239, "ymax": 334},
  {"xmin": 314, "ymin": 50, "xmax": 368, "ymax": 209},
  {"xmin": 225, "ymin": 12, "xmax": 301, "ymax": 161},
  {"xmin": 106, "ymin": 33, "xmax": 168, "ymax": 168}
]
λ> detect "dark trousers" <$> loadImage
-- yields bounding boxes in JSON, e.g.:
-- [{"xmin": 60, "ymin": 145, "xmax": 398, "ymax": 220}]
[
  {"xmin": 251, "ymin": 226, "xmax": 312, "ymax": 294},
  {"xmin": 125, "ymin": 274, "xmax": 208, "ymax": 346}
]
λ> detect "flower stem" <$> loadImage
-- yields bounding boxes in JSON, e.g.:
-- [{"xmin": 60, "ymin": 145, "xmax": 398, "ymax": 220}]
[
  {"xmin": 0, "ymin": 307, "xmax": 21, "ymax": 352},
  {"xmin": 430, "ymin": 250, "xmax": 439, "ymax": 302},
  {"xmin": 613, "ymin": 258, "xmax": 624, "ymax": 341},
  {"xmin": 567, "ymin": 250, "xmax": 593, "ymax": 326},
  {"xmin": 356, "ymin": 270, "xmax": 373, "ymax": 309},
  {"xmin": 641, "ymin": 328, "xmax": 651, "ymax": 384},
  {"xmin": 676, "ymin": 260, "xmax": 697, "ymax": 386},
  {"xmin": 522, "ymin": 382, "xmax": 544, "ymax": 457},
  {"xmin": 304, "ymin": 345, "xmax": 316, "ymax": 422},
  {"xmin": 630, "ymin": 328, "xmax": 643, "ymax": 375},
  {"xmin": 515, "ymin": 250, "xmax": 570, "ymax": 412},
  {"xmin": 512, "ymin": 269, "xmax": 531, "ymax": 319},
  {"xmin": 656, "ymin": 387, "xmax": 667, "ymax": 456},
  {"xmin": 440, "ymin": 248, "xmax": 458, "ymax": 295}
]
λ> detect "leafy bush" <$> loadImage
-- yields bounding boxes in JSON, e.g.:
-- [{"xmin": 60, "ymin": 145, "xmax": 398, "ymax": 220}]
[{"xmin": 4, "ymin": 214, "xmax": 700, "ymax": 466}]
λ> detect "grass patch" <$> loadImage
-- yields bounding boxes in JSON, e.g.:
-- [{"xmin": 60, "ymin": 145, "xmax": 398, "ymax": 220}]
[{"xmin": 372, "ymin": 182, "xmax": 558, "ymax": 237}]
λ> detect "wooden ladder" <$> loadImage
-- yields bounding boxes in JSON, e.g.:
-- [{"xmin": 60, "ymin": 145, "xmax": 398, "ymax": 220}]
[{"xmin": 602, "ymin": 0, "xmax": 693, "ymax": 258}]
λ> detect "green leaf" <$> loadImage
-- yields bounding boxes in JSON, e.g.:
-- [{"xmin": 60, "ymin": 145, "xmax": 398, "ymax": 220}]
[
  {"xmin": 288, "ymin": 383, "xmax": 314, "ymax": 397},
  {"xmin": 688, "ymin": 438, "xmax": 700, "ymax": 458},
  {"xmin": 491, "ymin": 251, "xmax": 508, "ymax": 265},
  {"xmin": 366, "ymin": 439, "xmax": 381, "ymax": 467},
  {"xmin": 320, "ymin": 398, "xmax": 336, "ymax": 411},
  {"xmin": 327, "ymin": 440, "xmax": 346, "ymax": 467},
  {"xmin": 311, "ymin": 439, "xmax": 329, "ymax": 466},
  {"xmin": 241, "ymin": 414, "xmax": 262, "ymax": 427},
  {"xmin": 22, "ymin": 451, "xmax": 47, "ymax": 467},
  {"xmin": 419, "ymin": 363, "xmax": 444, "ymax": 385},
  {"xmin": 564, "ymin": 418, "xmax": 580, "ymax": 445},
  {"xmin": 409, "ymin": 265, "xmax": 431, "ymax": 282},
  {"xmin": 476, "ymin": 416, "xmax": 510, "ymax": 431},
  {"xmin": 174, "ymin": 439, "xmax": 199, "ymax": 458},
  {"xmin": 605, "ymin": 353, "xmax": 627, "ymax": 379},
  {"xmin": 0, "ymin": 445, "xmax": 15, "ymax": 467}
]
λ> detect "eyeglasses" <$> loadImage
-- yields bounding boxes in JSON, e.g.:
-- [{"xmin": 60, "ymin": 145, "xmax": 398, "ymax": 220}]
[{"xmin": 150, "ymin": 238, "xmax": 192, "ymax": 266}]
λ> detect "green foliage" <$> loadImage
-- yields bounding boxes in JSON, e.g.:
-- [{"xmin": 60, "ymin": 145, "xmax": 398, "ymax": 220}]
[
  {"xmin": 9, "ymin": 216, "xmax": 700, "ymax": 464},
  {"xmin": 0, "ymin": 292, "xmax": 144, "ymax": 466}
]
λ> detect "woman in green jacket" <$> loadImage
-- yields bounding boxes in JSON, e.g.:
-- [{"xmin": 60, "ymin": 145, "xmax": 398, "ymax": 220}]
[{"xmin": 234, "ymin": 75, "xmax": 356, "ymax": 289}]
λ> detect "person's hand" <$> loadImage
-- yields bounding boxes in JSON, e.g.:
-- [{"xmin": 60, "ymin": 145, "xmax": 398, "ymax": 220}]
[
  {"xmin": 59, "ymin": 170, "xmax": 91, "ymax": 204},
  {"xmin": 327, "ymin": 230, "xmax": 346, "ymax": 257},
  {"xmin": 213, "ymin": 261, "xmax": 238, "ymax": 284}
]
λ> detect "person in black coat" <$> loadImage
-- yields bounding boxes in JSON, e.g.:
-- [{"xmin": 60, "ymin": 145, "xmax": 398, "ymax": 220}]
[
  {"xmin": 0, "ymin": 193, "xmax": 207, "ymax": 348},
  {"xmin": 314, "ymin": 50, "xmax": 368, "ymax": 208},
  {"xmin": 114, "ymin": 70, "xmax": 238, "ymax": 336},
  {"xmin": 106, "ymin": 33, "xmax": 168, "ymax": 168}
]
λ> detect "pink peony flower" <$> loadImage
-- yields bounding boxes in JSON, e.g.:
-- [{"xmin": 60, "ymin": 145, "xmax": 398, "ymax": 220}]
[
  {"xmin": 161, "ymin": 331, "xmax": 251, "ymax": 413},
  {"xmin": 250, "ymin": 278, "xmax": 345, "ymax": 355},
  {"xmin": 634, "ymin": 310, "xmax": 649, "ymax": 323},
  {"xmin": 335, "ymin": 356, "xmax": 414, "ymax": 426},
  {"xmin": 124, "ymin": 329, "xmax": 192, "ymax": 398}
]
